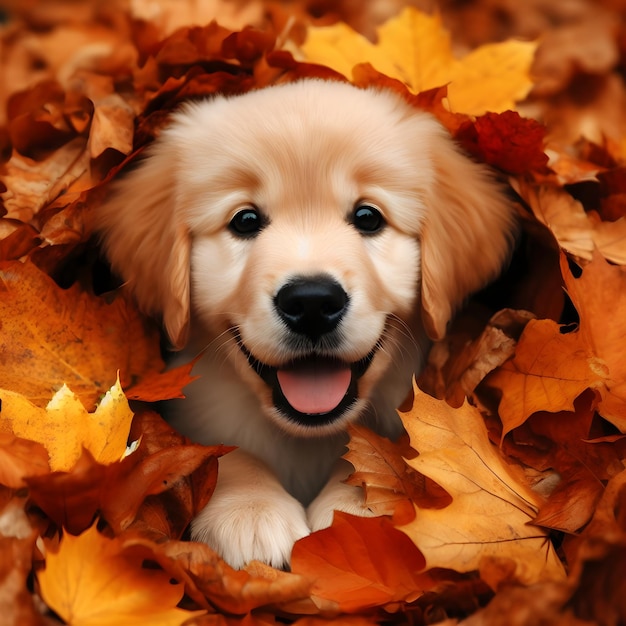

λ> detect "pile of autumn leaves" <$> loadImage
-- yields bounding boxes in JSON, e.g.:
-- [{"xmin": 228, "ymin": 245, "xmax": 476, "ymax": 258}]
[{"xmin": 1, "ymin": 3, "xmax": 625, "ymax": 625}]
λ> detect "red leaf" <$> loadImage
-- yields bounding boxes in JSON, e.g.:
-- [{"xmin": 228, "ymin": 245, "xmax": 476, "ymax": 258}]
[{"xmin": 455, "ymin": 111, "xmax": 550, "ymax": 174}]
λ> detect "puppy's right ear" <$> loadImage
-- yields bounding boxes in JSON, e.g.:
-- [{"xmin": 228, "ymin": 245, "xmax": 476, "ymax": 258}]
[{"xmin": 96, "ymin": 147, "xmax": 190, "ymax": 349}]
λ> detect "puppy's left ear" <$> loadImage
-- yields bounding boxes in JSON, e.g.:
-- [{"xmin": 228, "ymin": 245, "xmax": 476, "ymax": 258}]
[{"xmin": 420, "ymin": 132, "xmax": 516, "ymax": 340}]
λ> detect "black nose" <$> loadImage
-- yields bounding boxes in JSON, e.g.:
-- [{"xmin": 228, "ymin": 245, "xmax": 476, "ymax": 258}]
[{"xmin": 275, "ymin": 276, "xmax": 349, "ymax": 341}]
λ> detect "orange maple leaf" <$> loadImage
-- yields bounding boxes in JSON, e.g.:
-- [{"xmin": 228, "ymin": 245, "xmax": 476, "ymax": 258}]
[
  {"xmin": 38, "ymin": 524, "xmax": 205, "ymax": 625},
  {"xmin": 488, "ymin": 252, "xmax": 626, "ymax": 434},
  {"xmin": 398, "ymin": 385, "xmax": 565, "ymax": 587},
  {"xmin": 0, "ymin": 261, "xmax": 194, "ymax": 409}
]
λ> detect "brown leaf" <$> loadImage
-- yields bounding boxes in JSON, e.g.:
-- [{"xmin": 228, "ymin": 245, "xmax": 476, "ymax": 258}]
[
  {"xmin": 418, "ymin": 309, "xmax": 534, "ymax": 406},
  {"xmin": 26, "ymin": 410, "xmax": 227, "ymax": 537},
  {"xmin": 344, "ymin": 425, "xmax": 450, "ymax": 523},
  {"xmin": 566, "ymin": 469, "xmax": 626, "ymax": 625},
  {"xmin": 119, "ymin": 533, "xmax": 312, "ymax": 614},
  {"xmin": 0, "ymin": 433, "xmax": 50, "ymax": 488},
  {"xmin": 0, "ymin": 534, "xmax": 47, "ymax": 626}
]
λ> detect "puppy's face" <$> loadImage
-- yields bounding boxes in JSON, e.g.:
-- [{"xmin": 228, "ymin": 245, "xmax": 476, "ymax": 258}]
[
  {"xmin": 177, "ymin": 85, "xmax": 436, "ymax": 435},
  {"xmin": 97, "ymin": 81, "xmax": 514, "ymax": 437}
]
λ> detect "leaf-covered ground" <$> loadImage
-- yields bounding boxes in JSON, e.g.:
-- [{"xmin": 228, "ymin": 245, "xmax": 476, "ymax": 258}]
[{"xmin": 1, "ymin": 1, "xmax": 625, "ymax": 624}]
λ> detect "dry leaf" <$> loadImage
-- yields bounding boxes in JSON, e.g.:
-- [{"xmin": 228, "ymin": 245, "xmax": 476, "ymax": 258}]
[
  {"xmin": 120, "ymin": 535, "xmax": 312, "ymax": 614},
  {"xmin": 0, "ymin": 433, "xmax": 50, "ymax": 488},
  {"xmin": 488, "ymin": 252, "xmax": 626, "ymax": 434},
  {"xmin": 0, "ymin": 379, "xmax": 132, "ymax": 472},
  {"xmin": 300, "ymin": 7, "xmax": 537, "ymax": 115},
  {"xmin": 566, "ymin": 469, "xmax": 626, "ymax": 625},
  {"xmin": 515, "ymin": 180, "xmax": 626, "ymax": 264},
  {"xmin": 398, "ymin": 384, "xmax": 565, "ymax": 587},
  {"xmin": 0, "ymin": 261, "xmax": 193, "ymax": 409},
  {"xmin": 0, "ymin": 533, "xmax": 44, "ymax": 626},
  {"xmin": 25, "ymin": 410, "xmax": 227, "ymax": 537},
  {"xmin": 344, "ymin": 425, "xmax": 450, "ymax": 523},
  {"xmin": 291, "ymin": 512, "xmax": 433, "ymax": 613},
  {"xmin": 38, "ymin": 523, "xmax": 205, "ymax": 625}
]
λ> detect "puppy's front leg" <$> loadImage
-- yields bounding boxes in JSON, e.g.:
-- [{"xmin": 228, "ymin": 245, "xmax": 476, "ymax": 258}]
[
  {"xmin": 191, "ymin": 449, "xmax": 310, "ymax": 569},
  {"xmin": 307, "ymin": 459, "xmax": 374, "ymax": 531}
]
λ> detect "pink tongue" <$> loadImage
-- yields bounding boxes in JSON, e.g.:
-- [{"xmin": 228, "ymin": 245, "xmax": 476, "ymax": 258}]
[{"xmin": 276, "ymin": 365, "xmax": 352, "ymax": 415}]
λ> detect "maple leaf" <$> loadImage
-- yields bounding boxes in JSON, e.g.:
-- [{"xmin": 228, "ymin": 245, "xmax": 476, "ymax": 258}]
[
  {"xmin": 37, "ymin": 523, "xmax": 205, "ymax": 625},
  {"xmin": 0, "ymin": 261, "xmax": 194, "ymax": 409},
  {"xmin": 25, "ymin": 410, "xmax": 227, "ymax": 537},
  {"xmin": 488, "ymin": 252, "xmax": 626, "ymax": 434},
  {"xmin": 0, "ymin": 378, "xmax": 132, "ymax": 472},
  {"xmin": 455, "ymin": 111, "xmax": 550, "ymax": 174},
  {"xmin": 398, "ymin": 385, "xmax": 565, "ymax": 587},
  {"xmin": 300, "ymin": 7, "xmax": 537, "ymax": 115}
]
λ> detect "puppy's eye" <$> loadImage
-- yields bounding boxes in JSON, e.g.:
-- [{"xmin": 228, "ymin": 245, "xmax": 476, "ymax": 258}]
[
  {"xmin": 351, "ymin": 203, "xmax": 385, "ymax": 234},
  {"xmin": 229, "ymin": 208, "xmax": 264, "ymax": 238}
]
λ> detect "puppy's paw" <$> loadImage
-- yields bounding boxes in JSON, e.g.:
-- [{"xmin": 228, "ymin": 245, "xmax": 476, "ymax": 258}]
[
  {"xmin": 190, "ymin": 451, "xmax": 310, "ymax": 569},
  {"xmin": 307, "ymin": 461, "xmax": 374, "ymax": 531}
]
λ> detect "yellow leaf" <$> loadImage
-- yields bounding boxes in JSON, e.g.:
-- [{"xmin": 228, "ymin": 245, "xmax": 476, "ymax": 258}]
[
  {"xmin": 301, "ymin": 7, "xmax": 537, "ymax": 115},
  {"xmin": 38, "ymin": 524, "xmax": 203, "ymax": 626},
  {"xmin": 398, "ymin": 384, "xmax": 565, "ymax": 586},
  {"xmin": 0, "ymin": 378, "xmax": 133, "ymax": 471}
]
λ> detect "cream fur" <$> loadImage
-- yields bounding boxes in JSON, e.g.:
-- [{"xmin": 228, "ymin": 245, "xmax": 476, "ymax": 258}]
[{"xmin": 97, "ymin": 80, "xmax": 515, "ymax": 568}]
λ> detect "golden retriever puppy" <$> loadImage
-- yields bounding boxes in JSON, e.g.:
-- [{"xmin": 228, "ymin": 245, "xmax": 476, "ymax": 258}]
[{"xmin": 97, "ymin": 79, "xmax": 515, "ymax": 568}]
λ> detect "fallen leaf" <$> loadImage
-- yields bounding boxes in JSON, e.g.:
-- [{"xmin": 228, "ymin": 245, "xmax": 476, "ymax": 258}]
[
  {"xmin": 506, "ymin": 391, "xmax": 626, "ymax": 533},
  {"xmin": 37, "ymin": 523, "xmax": 205, "ymax": 625},
  {"xmin": 0, "ymin": 260, "xmax": 193, "ymax": 409},
  {"xmin": 486, "ymin": 318, "xmax": 601, "ymax": 435},
  {"xmin": 0, "ymin": 433, "xmax": 50, "ymax": 488},
  {"xmin": 418, "ymin": 308, "xmax": 534, "ymax": 406},
  {"xmin": 120, "ymin": 535, "xmax": 312, "ymax": 615},
  {"xmin": 26, "ymin": 410, "xmax": 227, "ymax": 537},
  {"xmin": 0, "ymin": 137, "xmax": 90, "ymax": 223},
  {"xmin": 0, "ymin": 534, "xmax": 45, "ymax": 626},
  {"xmin": 0, "ymin": 378, "xmax": 132, "ymax": 472},
  {"xmin": 515, "ymin": 180, "xmax": 626, "ymax": 264},
  {"xmin": 455, "ymin": 112, "xmax": 550, "ymax": 174},
  {"xmin": 300, "ymin": 7, "xmax": 537, "ymax": 115},
  {"xmin": 291, "ymin": 512, "xmax": 433, "ymax": 613},
  {"xmin": 398, "ymin": 384, "xmax": 565, "ymax": 586},
  {"xmin": 562, "ymin": 252, "xmax": 626, "ymax": 429},
  {"xmin": 344, "ymin": 425, "xmax": 450, "ymax": 523},
  {"xmin": 566, "ymin": 469, "xmax": 626, "ymax": 625},
  {"xmin": 488, "ymin": 252, "xmax": 626, "ymax": 434}
]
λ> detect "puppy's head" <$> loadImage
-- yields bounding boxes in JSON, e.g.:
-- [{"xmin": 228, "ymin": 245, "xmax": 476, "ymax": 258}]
[{"xmin": 97, "ymin": 80, "xmax": 515, "ymax": 436}]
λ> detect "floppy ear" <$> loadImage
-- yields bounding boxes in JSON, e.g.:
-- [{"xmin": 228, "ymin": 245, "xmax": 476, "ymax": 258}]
[
  {"xmin": 421, "ymin": 133, "xmax": 516, "ymax": 340},
  {"xmin": 96, "ymin": 147, "xmax": 190, "ymax": 349}
]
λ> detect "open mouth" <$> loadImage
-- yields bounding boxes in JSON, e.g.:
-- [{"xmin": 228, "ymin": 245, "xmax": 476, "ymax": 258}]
[{"xmin": 235, "ymin": 333, "xmax": 376, "ymax": 426}]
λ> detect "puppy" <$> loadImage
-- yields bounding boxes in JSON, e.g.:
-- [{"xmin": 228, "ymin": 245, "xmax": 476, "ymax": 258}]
[{"xmin": 97, "ymin": 79, "xmax": 515, "ymax": 568}]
